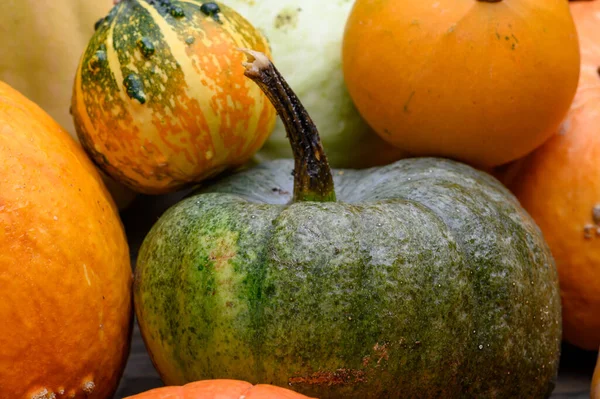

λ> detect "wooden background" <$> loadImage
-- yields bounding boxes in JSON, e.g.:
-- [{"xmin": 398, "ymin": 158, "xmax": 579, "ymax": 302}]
[{"xmin": 113, "ymin": 193, "xmax": 598, "ymax": 399}]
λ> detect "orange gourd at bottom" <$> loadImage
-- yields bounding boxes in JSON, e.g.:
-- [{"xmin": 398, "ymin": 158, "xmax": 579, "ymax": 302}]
[
  {"xmin": 0, "ymin": 81, "xmax": 133, "ymax": 398},
  {"xmin": 124, "ymin": 380, "xmax": 315, "ymax": 399},
  {"xmin": 496, "ymin": 0, "xmax": 600, "ymax": 350}
]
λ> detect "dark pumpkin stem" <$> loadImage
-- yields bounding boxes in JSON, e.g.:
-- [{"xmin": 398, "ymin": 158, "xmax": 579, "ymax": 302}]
[{"xmin": 240, "ymin": 49, "xmax": 336, "ymax": 203}]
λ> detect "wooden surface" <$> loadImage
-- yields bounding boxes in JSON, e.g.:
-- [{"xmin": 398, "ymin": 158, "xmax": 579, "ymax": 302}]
[{"xmin": 113, "ymin": 193, "xmax": 598, "ymax": 399}]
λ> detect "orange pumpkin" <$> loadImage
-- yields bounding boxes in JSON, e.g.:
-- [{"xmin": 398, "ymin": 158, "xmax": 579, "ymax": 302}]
[
  {"xmin": 342, "ymin": 0, "xmax": 580, "ymax": 168},
  {"xmin": 0, "ymin": 82, "xmax": 132, "ymax": 398},
  {"xmin": 124, "ymin": 380, "xmax": 315, "ymax": 399},
  {"xmin": 496, "ymin": 0, "xmax": 600, "ymax": 350},
  {"xmin": 593, "ymin": 349, "xmax": 600, "ymax": 399}
]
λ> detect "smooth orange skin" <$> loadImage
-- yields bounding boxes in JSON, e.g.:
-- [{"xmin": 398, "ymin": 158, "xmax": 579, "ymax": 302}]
[
  {"xmin": 342, "ymin": 0, "xmax": 580, "ymax": 168},
  {"xmin": 124, "ymin": 380, "xmax": 315, "ymax": 399},
  {"xmin": 496, "ymin": 1, "xmax": 600, "ymax": 350},
  {"xmin": 593, "ymin": 350, "xmax": 600, "ymax": 399},
  {"xmin": 0, "ymin": 82, "xmax": 133, "ymax": 398}
]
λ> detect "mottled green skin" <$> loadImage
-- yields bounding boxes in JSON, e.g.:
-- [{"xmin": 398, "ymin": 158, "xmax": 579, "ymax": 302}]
[{"xmin": 135, "ymin": 158, "xmax": 561, "ymax": 398}]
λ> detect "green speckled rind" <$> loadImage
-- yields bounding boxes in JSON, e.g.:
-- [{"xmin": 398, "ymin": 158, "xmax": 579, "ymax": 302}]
[{"xmin": 134, "ymin": 158, "xmax": 561, "ymax": 398}]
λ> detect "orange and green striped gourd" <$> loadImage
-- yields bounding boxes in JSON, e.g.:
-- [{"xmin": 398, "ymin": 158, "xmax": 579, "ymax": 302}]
[{"xmin": 71, "ymin": 0, "xmax": 276, "ymax": 194}]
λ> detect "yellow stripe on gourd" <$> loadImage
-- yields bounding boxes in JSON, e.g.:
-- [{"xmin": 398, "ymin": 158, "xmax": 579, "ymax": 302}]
[
  {"xmin": 178, "ymin": 0, "xmax": 268, "ymax": 155},
  {"xmin": 74, "ymin": 5, "xmax": 156, "ymax": 180},
  {"xmin": 105, "ymin": 14, "xmax": 148, "ymax": 163},
  {"xmin": 135, "ymin": 0, "xmax": 227, "ymax": 164},
  {"xmin": 217, "ymin": 17, "xmax": 269, "ymax": 156}
]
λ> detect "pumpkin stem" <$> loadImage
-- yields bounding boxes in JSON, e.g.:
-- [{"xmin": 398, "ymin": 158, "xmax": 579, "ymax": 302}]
[{"xmin": 240, "ymin": 49, "xmax": 336, "ymax": 203}]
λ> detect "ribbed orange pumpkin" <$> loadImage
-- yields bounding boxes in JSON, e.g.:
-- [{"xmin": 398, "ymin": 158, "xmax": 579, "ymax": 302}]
[
  {"xmin": 497, "ymin": 0, "xmax": 600, "ymax": 350},
  {"xmin": 342, "ymin": 0, "xmax": 580, "ymax": 168},
  {"xmin": 0, "ymin": 82, "xmax": 132, "ymax": 398},
  {"xmin": 124, "ymin": 380, "xmax": 314, "ymax": 399},
  {"xmin": 71, "ymin": 0, "xmax": 276, "ymax": 194}
]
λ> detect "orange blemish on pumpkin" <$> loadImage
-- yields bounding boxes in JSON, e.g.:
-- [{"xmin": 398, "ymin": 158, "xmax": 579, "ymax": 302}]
[
  {"xmin": 209, "ymin": 247, "xmax": 236, "ymax": 270},
  {"xmin": 288, "ymin": 369, "xmax": 368, "ymax": 387}
]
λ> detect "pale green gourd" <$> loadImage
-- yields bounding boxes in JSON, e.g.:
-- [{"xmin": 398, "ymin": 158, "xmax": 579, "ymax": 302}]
[{"xmin": 223, "ymin": 0, "xmax": 407, "ymax": 168}]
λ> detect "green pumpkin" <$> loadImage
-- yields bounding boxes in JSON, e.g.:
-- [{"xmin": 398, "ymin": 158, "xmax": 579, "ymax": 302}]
[
  {"xmin": 221, "ymin": 0, "xmax": 407, "ymax": 168},
  {"xmin": 134, "ymin": 50, "xmax": 561, "ymax": 398}
]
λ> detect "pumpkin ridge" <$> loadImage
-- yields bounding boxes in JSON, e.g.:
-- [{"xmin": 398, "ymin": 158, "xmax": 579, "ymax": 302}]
[
  {"xmin": 265, "ymin": 197, "xmax": 475, "ymax": 396},
  {"xmin": 407, "ymin": 179, "xmax": 559, "ymax": 395},
  {"xmin": 262, "ymin": 201, "xmax": 369, "ymax": 387},
  {"xmin": 135, "ymin": 194, "xmax": 287, "ymax": 384},
  {"xmin": 193, "ymin": 159, "xmax": 295, "ymax": 204},
  {"xmin": 74, "ymin": 3, "xmax": 164, "ymax": 191},
  {"xmin": 239, "ymin": 200, "xmax": 287, "ymax": 378},
  {"xmin": 210, "ymin": 12, "xmax": 280, "ymax": 158},
  {"xmin": 343, "ymin": 202, "xmax": 379, "ymax": 367}
]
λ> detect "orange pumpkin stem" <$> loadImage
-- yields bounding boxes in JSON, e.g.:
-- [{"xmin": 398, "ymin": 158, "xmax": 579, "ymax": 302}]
[{"xmin": 241, "ymin": 48, "xmax": 336, "ymax": 203}]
